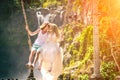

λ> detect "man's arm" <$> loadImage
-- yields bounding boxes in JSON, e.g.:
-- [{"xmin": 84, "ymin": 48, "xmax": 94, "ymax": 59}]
[{"xmin": 26, "ymin": 25, "xmax": 41, "ymax": 36}]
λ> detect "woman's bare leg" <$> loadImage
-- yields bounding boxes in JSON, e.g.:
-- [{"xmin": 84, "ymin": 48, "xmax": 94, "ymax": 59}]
[{"xmin": 38, "ymin": 59, "xmax": 43, "ymax": 71}]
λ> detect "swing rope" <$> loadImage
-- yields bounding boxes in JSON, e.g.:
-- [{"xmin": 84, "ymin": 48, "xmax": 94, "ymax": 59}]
[{"xmin": 21, "ymin": 0, "xmax": 32, "ymax": 50}]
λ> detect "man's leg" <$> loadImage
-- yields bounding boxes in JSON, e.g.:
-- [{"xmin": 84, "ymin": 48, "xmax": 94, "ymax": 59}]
[
  {"xmin": 26, "ymin": 50, "xmax": 36, "ymax": 68},
  {"xmin": 32, "ymin": 51, "xmax": 40, "ymax": 68}
]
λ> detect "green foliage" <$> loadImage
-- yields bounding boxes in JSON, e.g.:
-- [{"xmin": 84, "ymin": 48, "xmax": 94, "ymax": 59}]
[
  {"xmin": 69, "ymin": 25, "xmax": 93, "ymax": 68},
  {"xmin": 76, "ymin": 25, "xmax": 93, "ymax": 58},
  {"xmin": 42, "ymin": 0, "xmax": 61, "ymax": 8},
  {"xmin": 100, "ymin": 61, "xmax": 117, "ymax": 80},
  {"xmin": 78, "ymin": 74, "xmax": 89, "ymax": 80},
  {"xmin": 63, "ymin": 22, "xmax": 93, "ymax": 79},
  {"xmin": 63, "ymin": 24, "xmax": 74, "ymax": 48},
  {"xmin": 73, "ymin": 0, "xmax": 82, "ymax": 11},
  {"xmin": 0, "ymin": 0, "xmax": 20, "ymax": 20},
  {"xmin": 39, "ymin": 0, "xmax": 46, "ymax": 7},
  {"xmin": 19, "ymin": 0, "xmax": 63, "ymax": 8},
  {"xmin": 14, "ymin": 0, "xmax": 21, "ymax": 9}
]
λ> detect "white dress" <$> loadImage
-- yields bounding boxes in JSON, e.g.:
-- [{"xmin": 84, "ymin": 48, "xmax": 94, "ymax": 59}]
[{"xmin": 39, "ymin": 33, "xmax": 63, "ymax": 80}]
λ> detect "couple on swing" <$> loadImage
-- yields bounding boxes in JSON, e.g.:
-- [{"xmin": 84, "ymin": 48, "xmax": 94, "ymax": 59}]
[{"xmin": 26, "ymin": 22, "xmax": 63, "ymax": 80}]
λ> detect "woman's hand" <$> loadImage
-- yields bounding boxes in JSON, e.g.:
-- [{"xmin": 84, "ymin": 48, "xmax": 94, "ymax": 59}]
[
  {"xmin": 48, "ymin": 67, "xmax": 52, "ymax": 72},
  {"xmin": 48, "ymin": 63, "xmax": 52, "ymax": 72},
  {"xmin": 38, "ymin": 66, "xmax": 41, "ymax": 71},
  {"xmin": 38, "ymin": 63, "xmax": 42, "ymax": 71}
]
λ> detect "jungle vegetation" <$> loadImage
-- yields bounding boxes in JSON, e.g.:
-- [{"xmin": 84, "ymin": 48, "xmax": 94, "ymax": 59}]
[{"xmin": 0, "ymin": 0, "xmax": 120, "ymax": 80}]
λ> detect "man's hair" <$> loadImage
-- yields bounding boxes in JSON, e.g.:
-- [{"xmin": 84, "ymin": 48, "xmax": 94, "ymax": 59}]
[{"xmin": 41, "ymin": 23, "xmax": 50, "ymax": 30}]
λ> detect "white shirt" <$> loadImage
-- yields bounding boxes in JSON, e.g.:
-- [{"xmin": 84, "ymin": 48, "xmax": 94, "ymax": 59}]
[{"xmin": 34, "ymin": 31, "xmax": 48, "ymax": 46}]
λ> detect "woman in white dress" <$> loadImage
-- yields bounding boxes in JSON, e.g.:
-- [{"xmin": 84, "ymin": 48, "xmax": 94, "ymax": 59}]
[{"xmin": 38, "ymin": 23, "xmax": 63, "ymax": 80}]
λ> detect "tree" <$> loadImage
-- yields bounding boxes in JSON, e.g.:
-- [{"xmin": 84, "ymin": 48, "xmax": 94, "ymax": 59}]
[{"xmin": 90, "ymin": 0, "xmax": 102, "ymax": 79}]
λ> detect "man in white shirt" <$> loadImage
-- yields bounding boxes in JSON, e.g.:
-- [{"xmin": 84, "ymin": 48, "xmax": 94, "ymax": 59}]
[{"xmin": 26, "ymin": 23, "xmax": 50, "ymax": 69}]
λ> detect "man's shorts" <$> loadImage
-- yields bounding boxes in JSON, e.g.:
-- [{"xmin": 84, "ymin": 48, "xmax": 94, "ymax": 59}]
[{"xmin": 31, "ymin": 44, "xmax": 42, "ymax": 52}]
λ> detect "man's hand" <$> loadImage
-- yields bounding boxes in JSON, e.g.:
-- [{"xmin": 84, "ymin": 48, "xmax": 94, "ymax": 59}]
[{"xmin": 25, "ymin": 25, "xmax": 29, "ymax": 31}]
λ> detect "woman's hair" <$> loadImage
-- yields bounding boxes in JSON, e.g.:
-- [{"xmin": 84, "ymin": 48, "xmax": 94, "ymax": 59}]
[{"xmin": 49, "ymin": 23, "xmax": 60, "ymax": 38}]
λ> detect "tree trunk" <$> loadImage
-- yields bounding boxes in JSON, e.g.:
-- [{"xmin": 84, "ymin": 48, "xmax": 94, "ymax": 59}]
[{"xmin": 91, "ymin": 0, "xmax": 102, "ymax": 79}]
